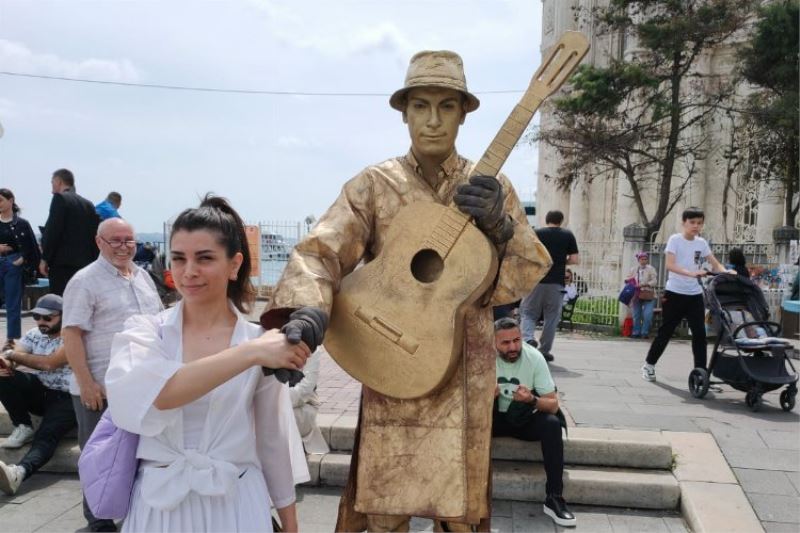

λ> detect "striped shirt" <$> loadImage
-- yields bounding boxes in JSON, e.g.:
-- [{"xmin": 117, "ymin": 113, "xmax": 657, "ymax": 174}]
[{"xmin": 62, "ymin": 255, "xmax": 163, "ymax": 395}]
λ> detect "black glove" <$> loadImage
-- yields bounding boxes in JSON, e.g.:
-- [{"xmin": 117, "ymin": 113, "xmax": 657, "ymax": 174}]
[
  {"xmin": 453, "ymin": 175, "xmax": 514, "ymax": 244},
  {"xmin": 261, "ymin": 307, "xmax": 329, "ymax": 384}
]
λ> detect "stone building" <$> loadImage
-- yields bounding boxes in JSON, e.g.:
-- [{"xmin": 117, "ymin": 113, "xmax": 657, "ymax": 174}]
[{"xmin": 536, "ymin": 0, "xmax": 792, "ymax": 246}]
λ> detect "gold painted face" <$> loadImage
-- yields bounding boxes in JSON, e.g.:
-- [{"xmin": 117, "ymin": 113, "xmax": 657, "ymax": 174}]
[{"xmin": 403, "ymin": 87, "xmax": 466, "ymax": 164}]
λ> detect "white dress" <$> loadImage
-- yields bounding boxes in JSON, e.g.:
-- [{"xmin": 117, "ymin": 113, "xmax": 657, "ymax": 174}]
[{"xmin": 105, "ymin": 300, "xmax": 309, "ymax": 533}]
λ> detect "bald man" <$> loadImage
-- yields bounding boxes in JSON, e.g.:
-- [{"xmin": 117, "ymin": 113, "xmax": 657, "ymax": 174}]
[{"xmin": 62, "ymin": 218, "xmax": 162, "ymax": 532}]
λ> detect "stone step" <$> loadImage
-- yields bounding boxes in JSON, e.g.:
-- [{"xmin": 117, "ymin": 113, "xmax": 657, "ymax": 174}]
[
  {"xmin": 306, "ymin": 452, "xmax": 680, "ymax": 510},
  {"xmin": 321, "ymin": 415, "xmax": 674, "ymax": 470}
]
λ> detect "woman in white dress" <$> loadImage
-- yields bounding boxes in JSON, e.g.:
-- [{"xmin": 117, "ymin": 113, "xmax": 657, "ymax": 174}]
[{"xmin": 106, "ymin": 196, "xmax": 311, "ymax": 532}]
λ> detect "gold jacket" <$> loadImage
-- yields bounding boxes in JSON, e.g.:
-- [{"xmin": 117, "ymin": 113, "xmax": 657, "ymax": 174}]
[{"xmin": 264, "ymin": 149, "xmax": 551, "ymax": 526}]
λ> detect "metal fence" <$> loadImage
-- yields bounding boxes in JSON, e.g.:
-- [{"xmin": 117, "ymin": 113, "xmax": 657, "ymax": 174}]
[
  {"xmin": 567, "ymin": 240, "xmax": 624, "ymax": 327},
  {"xmin": 253, "ymin": 221, "xmax": 307, "ymax": 289},
  {"xmin": 162, "ymin": 217, "xmax": 793, "ymax": 327}
]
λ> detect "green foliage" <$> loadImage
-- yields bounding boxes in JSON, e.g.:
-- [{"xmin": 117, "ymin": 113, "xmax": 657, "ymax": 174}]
[
  {"xmin": 533, "ymin": 0, "xmax": 756, "ymax": 237},
  {"xmin": 737, "ymin": 0, "xmax": 799, "ymax": 225},
  {"xmin": 554, "ymin": 64, "xmax": 659, "ymax": 117},
  {"xmin": 572, "ymin": 297, "xmax": 619, "ymax": 326},
  {"xmin": 740, "ymin": 0, "xmax": 799, "ymax": 95}
]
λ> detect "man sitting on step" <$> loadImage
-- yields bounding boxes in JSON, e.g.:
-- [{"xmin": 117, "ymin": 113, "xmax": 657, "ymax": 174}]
[
  {"xmin": 493, "ymin": 317, "xmax": 576, "ymax": 527},
  {"xmin": 0, "ymin": 294, "xmax": 77, "ymax": 495}
]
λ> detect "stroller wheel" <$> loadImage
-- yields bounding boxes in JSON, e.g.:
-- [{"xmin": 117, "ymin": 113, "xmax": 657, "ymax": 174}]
[
  {"xmin": 688, "ymin": 368, "xmax": 710, "ymax": 399},
  {"xmin": 780, "ymin": 389, "xmax": 796, "ymax": 412},
  {"xmin": 745, "ymin": 390, "xmax": 763, "ymax": 412}
]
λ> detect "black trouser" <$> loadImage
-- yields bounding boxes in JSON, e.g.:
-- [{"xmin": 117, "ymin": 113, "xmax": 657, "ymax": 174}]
[
  {"xmin": 493, "ymin": 409, "xmax": 564, "ymax": 496},
  {"xmin": 646, "ymin": 290, "xmax": 707, "ymax": 370},
  {"xmin": 47, "ymin": 264, "xmax": 82, "ymax": 296},
  {"xmin": 0, "ymin": 372, "xmax": 77, "ymax": 478}
]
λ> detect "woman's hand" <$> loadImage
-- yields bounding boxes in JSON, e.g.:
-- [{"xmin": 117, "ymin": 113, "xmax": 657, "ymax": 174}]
[
  {"xmin": 12, "ymin": 257, "xmax": 23, "ymax": 266},
  {"xmin": 250, "ymin": 329, "xmax": 311, "ymax": 371}
]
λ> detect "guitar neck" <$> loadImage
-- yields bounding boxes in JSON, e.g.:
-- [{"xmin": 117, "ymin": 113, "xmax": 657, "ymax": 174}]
[
  {"xmin": 470, "ymin": 31, "xmax": 590, "ymax": 179},
  {"xmin": 471, "ymin": 100, "xmax": 543, "ymax": 178}
]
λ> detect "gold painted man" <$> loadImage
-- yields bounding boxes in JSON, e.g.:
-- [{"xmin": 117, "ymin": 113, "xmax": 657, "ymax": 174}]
[{"xmin": 262, "ymin": 50, "xmax": 551, "ymax": 531}]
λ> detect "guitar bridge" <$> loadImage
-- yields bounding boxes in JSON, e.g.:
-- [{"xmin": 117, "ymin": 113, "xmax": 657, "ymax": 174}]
[{"xmin": 354, "ymin": 306, "xmax": 419, "ymax": 355}]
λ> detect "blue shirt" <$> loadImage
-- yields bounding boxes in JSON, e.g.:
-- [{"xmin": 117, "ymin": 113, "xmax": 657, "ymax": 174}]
[{"xmin": 95, "ymin": 200, "xmax": 120, "ymax": 221}]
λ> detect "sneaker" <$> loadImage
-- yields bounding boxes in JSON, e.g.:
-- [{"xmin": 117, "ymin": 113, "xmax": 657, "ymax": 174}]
[
  {"xmin": 543, "ymin": 352, "xmax": 555, "ymax": 362},
  {"xmin": 0, "ymin": 461, "xmax": 25, "ymax": 495},
  {"xmin": 1, "ymin": 425, "xmax": 35, "ymax": 449},
  {"xmin": 641, "ymin": 363, "xmax": 656, "ymax": 382},
  {"xmin": 543, "ymin": 494, "xmax": 576, "ymax": 527},
  {"xmin": 526, "ymin": 338, "xmax": 539, "ymax": 349}
]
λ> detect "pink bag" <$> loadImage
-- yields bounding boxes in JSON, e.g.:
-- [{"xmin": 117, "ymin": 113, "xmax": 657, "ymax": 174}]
[{"xmin": 78, "ymin": 409, "xmax": 140, "ymax": 520}]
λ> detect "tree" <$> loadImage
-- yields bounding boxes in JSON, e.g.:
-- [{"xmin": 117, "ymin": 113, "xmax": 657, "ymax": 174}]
[
  {"xmin": 737, "ymin": 0, "xmax": 799, "ymax": 227},
  {"xmin": 532, "ymin": 0, "xmax": 756, "ymax": 238}
]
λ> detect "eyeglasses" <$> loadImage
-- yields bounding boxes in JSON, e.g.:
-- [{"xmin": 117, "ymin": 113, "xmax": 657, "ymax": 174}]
[
  {"xmin": 32, "ymin": 313, "xmax": 59, "ymax": 322},
  {"xmin": 100, "ymin": 237, "xmax": 137, "ymax": 249}
]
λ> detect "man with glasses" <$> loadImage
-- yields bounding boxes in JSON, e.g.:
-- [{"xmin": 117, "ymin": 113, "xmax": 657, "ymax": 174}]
[
  {"xmin": 0, "ymin": 294, "xmax": 76, "ymax": 496},
  {"xmin": 62, "ymin": 218, "xmax": 162, "ymax": 532}
]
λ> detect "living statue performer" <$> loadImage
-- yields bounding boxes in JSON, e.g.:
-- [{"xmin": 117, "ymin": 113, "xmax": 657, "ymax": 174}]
[{"xmin": 262, "ymin": 50, "xmax": 551, "ymax": 531}]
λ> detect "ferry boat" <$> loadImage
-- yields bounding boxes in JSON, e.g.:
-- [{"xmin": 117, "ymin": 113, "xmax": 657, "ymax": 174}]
[{"xmin": 262, "ymin": 233, "xmax": 291, "ymax": 261}]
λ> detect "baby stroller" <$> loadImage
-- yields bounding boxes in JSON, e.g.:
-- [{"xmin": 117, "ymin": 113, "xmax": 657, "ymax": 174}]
[{"xmin": 688, "ymin": 273, "xmax": 798, "ymax": 412}]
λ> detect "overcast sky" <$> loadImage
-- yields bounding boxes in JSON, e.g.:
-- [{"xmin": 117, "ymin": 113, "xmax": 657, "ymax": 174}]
[{"xmin": 1, "ymin": 0, "xmax": 543, "ymax": 233}]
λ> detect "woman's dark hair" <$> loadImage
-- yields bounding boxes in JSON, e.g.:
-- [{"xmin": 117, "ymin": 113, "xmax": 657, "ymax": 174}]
[
  {"xmin": 170, "ymin": 194, "xmax": 255, "ymax": 313},
  {"xmin": 0, "ymin": 188, "xmax": 20, "ymax": 214},
  {"xmin": 728, "ymin": 247, "xmax": 746, "ymax": 267},
  {"xmin": 681, "ymin": 206, "xmax": 705, "ymax": 221}
]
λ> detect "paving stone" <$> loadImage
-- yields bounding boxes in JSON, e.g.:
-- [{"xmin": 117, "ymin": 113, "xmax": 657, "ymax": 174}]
[
  {"xmin": 733, "ymin": 468, "xmax": 797, "ymax": 496},
  {"xmin": 664, "ymin": 431, "xmax": 736, "ymax": 484},
  {"xmin": 492, "ymin": 499, "xmax": 512, "ymax": 518},
  {"xmin": 681, "ymin": 481, "xmax": 763, "ymax": 533},
  {"xmin": 693, "ymin": 419, "xmax": 768, "ymax": 449},
  {"xmin": 763, "ymin": 521, "xmax": 800, "ymax": 532},
  {"xmin": 606, "ymin": 514, "xmax": 671, "ymax": 532},
  {"xmin": 567, "ymin": 410, "xmax": 701, "ymax": 432},
  {"xmin": 489, "ymin": 516, "xmax": 513, "ymax": 532},
  {"xmin": 786, "ymin": 471, "xmax": 800, "ymax": 494},
  {"xmin": 758, "ymin": 429, "xmax": 800, "ymax": 450},
  {"xmin": 566, "ymin": 511, "xmax": 612, "ymax": 532},
  {"xmin": 723, "ymin": 447, "xmax": 800, "ymax": 472},
  {"xmin": 749, "ymin": 493, "xmax": 800, "ymax": 524}
]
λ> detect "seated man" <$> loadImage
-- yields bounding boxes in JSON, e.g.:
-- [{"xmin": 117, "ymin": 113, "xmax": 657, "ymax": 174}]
[
  {"xmin": 290, "ymin": 346, "xmax": 330, "ymax": 454},
  {"xmin": 493, "ymin": 317, "xmax": 575, "ymax": 527},
  {"xmin": 0, "ymin": 294, "xmax": 77, "ymax": 495}
]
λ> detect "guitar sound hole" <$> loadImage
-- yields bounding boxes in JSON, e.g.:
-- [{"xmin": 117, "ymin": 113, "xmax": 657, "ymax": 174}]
[{"xmin": 410, "ymin": 249, "xmax": 444, "ymax": 283}]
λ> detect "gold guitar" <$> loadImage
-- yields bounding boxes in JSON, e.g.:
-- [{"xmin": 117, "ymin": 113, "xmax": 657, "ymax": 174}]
[{"xmin": 325, "ymin": 32, "xmax": 590, "ymax": 399}]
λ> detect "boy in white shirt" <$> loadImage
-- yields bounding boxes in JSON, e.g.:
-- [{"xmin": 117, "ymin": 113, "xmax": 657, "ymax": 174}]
[{"xmin": 642, "ymin": 207, "xmax": 735, "ymax": 382}]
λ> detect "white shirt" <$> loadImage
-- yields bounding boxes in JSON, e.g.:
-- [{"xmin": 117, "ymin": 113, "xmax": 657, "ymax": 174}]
[
  {"xmin": 63, "ymin": 255, "xmax": 162, "ymax": 395},
  {"xmin": 105, "ymin": 301, "xmax": 308, "ymax": 531},
  {"xmin": 664, "ymin": 233, "xmax": 712, "ymax": 295}
]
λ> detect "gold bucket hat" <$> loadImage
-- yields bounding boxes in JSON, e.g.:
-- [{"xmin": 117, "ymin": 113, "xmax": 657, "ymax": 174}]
[{"xmin": 389, "ymin": 50, "xmax": 480, "ymax": 113}]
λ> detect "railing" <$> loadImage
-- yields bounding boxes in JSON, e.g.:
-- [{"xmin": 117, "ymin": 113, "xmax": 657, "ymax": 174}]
[{"xmin": 568, "ymin": 240, "xmax": 624, "ymax": 328}]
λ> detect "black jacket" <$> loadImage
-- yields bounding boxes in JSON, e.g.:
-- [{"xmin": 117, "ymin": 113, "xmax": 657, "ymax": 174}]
[
  {"xmin": 7, "ymin": 214, "xmax": 41, "ymax": 280},
  {"xmin": 42, "ymin": 189, "xmax": 99, "ymax": 268}
]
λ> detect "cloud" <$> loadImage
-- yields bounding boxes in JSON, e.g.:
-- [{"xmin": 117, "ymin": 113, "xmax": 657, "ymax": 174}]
[
  {"xmin": 245, "ymin": 1, "xmax": 412, "ymax": 59},
  {"xmin": 0, "ymin": 39, "xmax": 141, "ymax": 82},
  {"xmin": 276, "ymin": 135, "xmax": 320, "ymax": 149}
]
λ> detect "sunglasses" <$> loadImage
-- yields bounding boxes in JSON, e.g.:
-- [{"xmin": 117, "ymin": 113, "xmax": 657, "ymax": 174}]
[{"xmin": 32, "ymin": 313, "xmax": 59, "ymax": 322}]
